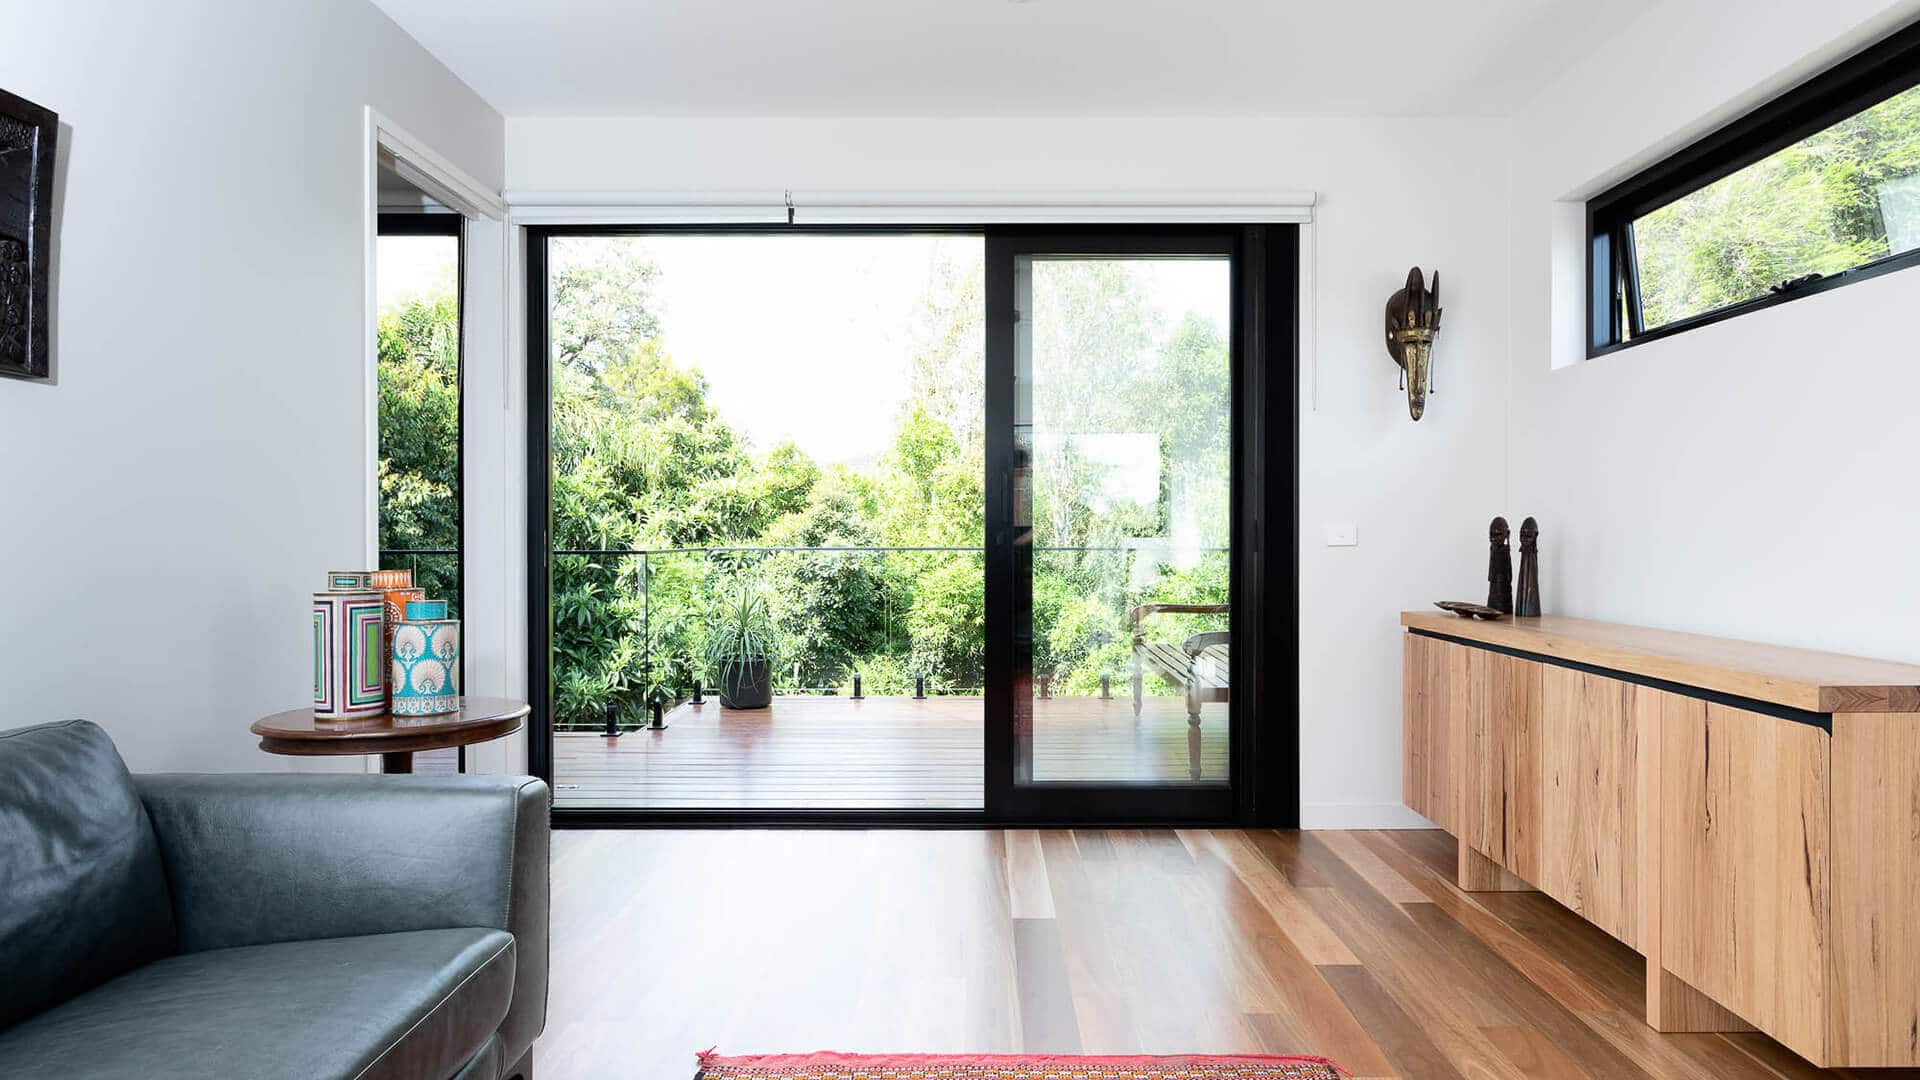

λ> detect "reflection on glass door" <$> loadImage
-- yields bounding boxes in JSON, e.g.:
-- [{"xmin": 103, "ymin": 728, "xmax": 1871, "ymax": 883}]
[{"xmin": 1012, "ymin": 252, "xmax": 1233, "ymax": 789}]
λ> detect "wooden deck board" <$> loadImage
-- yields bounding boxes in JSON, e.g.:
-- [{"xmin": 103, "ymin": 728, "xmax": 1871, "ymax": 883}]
[{"xmin": 553, "ymin": 694, "xmax": 1228, "ymax": 809}]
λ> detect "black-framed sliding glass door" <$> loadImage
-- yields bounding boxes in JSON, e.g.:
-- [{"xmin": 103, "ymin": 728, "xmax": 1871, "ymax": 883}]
[
  {"xmin": 529, "ymin": 223, "xmax": 1297, "ymax": 824},
  {"xmin": 984, "ymin": 229, "xmax": 1281, "ymax": 822}
]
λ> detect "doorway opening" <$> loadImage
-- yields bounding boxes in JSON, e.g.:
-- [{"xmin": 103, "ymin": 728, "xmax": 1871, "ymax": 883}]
[{"xmin": 527, "ymin": 225, "xmax": 1297, "ymax": 823}]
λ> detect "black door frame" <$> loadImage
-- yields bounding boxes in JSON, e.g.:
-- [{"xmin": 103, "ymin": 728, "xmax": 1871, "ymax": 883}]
[
  {"xmin": 524, "ymin": 223, "xmax": 1297, "ymax": 826},
  {"xmin": 378, "ymin": 211, "xmax": 469, "ymax": 772}
]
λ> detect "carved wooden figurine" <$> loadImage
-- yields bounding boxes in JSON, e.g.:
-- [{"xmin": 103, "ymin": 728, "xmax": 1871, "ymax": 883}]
[
  {"xmin": 1515, "ymin": 517, "xmax": 1541, "ymax": 618},
  {"xmin": 1487, "ymin": 516, "xmax": 1513, "ymax": 614}
]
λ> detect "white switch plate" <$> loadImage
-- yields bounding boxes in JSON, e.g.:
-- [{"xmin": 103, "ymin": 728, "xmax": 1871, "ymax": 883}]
[{"xmin": 1324, "ymin": 523, "xmax": 1358, "ymax": 547}]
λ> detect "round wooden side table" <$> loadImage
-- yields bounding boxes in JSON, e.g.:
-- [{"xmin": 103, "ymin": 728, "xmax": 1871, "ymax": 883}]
[{"xmin": 251, "ymin": 697, "xmax": 529, "ymax": 774}]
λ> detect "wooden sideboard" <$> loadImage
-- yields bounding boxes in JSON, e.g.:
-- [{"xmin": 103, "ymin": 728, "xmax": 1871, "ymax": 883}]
[{"xmin": 1401, "ymin": 611, "xmax": 1920, "ymax": 1068}]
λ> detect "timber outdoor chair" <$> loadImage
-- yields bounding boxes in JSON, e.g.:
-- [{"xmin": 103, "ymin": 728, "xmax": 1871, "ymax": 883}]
[{"xmin": 1128, "ymin": 603, "xmax": 1230, "ymax": 724}]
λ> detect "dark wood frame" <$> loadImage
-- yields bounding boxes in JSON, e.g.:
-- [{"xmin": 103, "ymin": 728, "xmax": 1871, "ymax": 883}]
[
  {"xmin": 524, "ymin": 223, "xmax": 1299, "ymax": 826},
  {"xmin": 1587, "ymin": 18, "xmax": 1920, "ymax": 358},
  {"xmin": 0, "ymin": 88, "xmax": 57, "ymax": 382}
]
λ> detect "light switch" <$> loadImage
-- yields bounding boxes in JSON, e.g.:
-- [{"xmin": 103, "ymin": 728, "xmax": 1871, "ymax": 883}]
[{"xmin": 1324, "ymin": 523, "xmax": 1358, "ymax": 547}]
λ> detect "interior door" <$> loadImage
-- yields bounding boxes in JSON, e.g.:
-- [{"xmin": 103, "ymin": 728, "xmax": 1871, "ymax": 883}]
[{"xmin": 985, "ymin": 231, "xmax": 1241, "ymax": 820}]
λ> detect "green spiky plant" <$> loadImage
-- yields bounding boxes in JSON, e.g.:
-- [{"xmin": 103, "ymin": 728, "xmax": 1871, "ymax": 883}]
[{"xmin": 705, "ymin": 581, "xmax": 779, "ymax": 702}]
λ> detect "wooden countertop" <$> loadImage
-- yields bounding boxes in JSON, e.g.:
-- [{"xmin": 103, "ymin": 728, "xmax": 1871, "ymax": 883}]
[{"xmin": 1401, "ymin": 612, "xmax": 1920, "ymax": 714}]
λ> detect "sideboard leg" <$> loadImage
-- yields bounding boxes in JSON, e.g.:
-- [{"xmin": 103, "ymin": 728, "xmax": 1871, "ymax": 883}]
[
  {"xmin": 1647, "ymin": 965, "xmax": 1755, "ymax": 1033},
  {"xmin": 1456, "ymin": 836, "xmax": 1530, "ymax": 892}
]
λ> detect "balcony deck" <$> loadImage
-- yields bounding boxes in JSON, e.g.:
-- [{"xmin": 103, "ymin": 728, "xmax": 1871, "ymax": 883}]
[{"xmin": 552, "ymin": 694, "xmax": 1228, "ymax": 810}]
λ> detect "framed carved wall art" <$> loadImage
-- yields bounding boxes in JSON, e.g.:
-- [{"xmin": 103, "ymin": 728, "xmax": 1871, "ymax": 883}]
[{"xmin": 0, "ymin": 88, "xmax": 56, "ymax": 382}]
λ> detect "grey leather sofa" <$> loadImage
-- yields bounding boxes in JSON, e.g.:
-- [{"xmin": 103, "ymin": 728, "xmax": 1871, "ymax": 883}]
[{"xmin": 0, "ymin": 719, "xmax": 548, "ymax": 1079}]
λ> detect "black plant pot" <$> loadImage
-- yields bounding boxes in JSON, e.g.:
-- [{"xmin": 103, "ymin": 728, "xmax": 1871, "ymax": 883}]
[{"xmin": 716, "ymin": 658, "xmax": 772, "ymax": 709}]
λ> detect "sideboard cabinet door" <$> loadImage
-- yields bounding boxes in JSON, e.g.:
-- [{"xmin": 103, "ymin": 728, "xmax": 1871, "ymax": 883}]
[
  {"xmin": 1534, "ymin": 665, "xmax": 1642, "ymax": 948},
  {"xmin": 1660, "ymin": 699, "xmax": 1829, "ymax": 1064},
  {"xmin": 1403, "ymin": 634, "xmax": 1465, "ymax": 832},
  {"xmin": 1460, "ymin": 649, "xmax": 1541, "ymax": 875}
]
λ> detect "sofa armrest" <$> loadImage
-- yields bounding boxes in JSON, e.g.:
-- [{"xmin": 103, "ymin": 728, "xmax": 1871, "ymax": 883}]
[{"xmin": 136, "ymin": 773, "xmax": 549, "ymax": 1062}]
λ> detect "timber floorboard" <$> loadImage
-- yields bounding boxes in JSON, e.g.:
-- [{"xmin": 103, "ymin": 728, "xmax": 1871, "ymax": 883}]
[{"xmin": 537, "ymin": 828, "xmax": 1920, "ymax": 1080}]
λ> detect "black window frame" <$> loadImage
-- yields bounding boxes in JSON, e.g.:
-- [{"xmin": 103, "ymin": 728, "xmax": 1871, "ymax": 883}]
[
  {"xmin": 375, "ymin": 211, "xmax": 466, "ymax": 614},
  {"xmin": 523, "ymin": 222, "xmax": 1299, "ymax": 828},
  {"xmin": 376, "ymin": 211, "xmax": 467, "ymax": 768},
  {"xmin": 1587, "ymin": 19, "xmax": 1920, "ymax": 357}
]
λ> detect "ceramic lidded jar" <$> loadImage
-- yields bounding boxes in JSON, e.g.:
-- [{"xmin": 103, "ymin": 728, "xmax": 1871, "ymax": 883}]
[
  {"xmin": 313, "ymin": 591, "xmax": 386, "ymax": 718},
  {"xmin": 381, "ymin": 587, "xmax": 427, "ymax": 697},
  {"xmin": 324, "ymin": 570, "xmax": 377, "ymax": 592},
  {"xmin": 391, "ymin": 618, "xmax": 460, "ymax": 716}
]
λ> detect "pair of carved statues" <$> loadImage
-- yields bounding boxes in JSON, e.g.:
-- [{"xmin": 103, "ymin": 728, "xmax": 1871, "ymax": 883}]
[{"xmin": 1486, "ymin": 516, "xmax": 1540, "ymax": 618}]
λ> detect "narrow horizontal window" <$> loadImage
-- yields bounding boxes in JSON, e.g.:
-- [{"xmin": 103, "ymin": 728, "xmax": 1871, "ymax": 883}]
[{"xmin": 1588, "ymin": 21, "xmax": 1920, "ymax": 355}]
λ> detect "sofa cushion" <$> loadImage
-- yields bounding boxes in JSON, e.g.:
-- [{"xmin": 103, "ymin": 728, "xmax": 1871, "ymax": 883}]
[
  {"xmin": 0, "ymin": 927, "xmax": 515, "ymax": 1080},
  {"xmin": 0, "ymin": 719, "xmax": 175, "ymax": 1029}
]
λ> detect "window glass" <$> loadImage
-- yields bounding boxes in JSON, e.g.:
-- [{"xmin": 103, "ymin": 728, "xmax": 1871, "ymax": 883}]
[
  {"xmin": 1630, "ymin": 82, "xmax": 1920, "ymax": 332},
  {"xmin": 377, "ymin": 226, "xmax": 462, "ymax": 615}
]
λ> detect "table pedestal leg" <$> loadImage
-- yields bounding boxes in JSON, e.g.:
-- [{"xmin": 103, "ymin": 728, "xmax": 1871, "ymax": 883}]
[{"xmin": 381, "ymin": 751, "xmax": 414, "ymax": 774}]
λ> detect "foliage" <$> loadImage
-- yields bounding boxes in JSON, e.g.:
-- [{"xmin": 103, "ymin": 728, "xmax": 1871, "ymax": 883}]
[
  {"xmin": 380, "ymin": 237, "xmax": 1235, "ymax": 732},
  {"xmin": 376, "ymin": 292, "xmax": 461, "ymax": 612},
  {"xmin": 706, "ymin": 580, "xmax": 780, "ymax": 686},
  {"xmin": 1635, "ymin": 82, "xmax": 1920, "ymax": 328}
]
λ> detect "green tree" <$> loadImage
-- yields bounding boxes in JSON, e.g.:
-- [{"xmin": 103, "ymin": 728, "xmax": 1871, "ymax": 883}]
[
  {"xmin": 376, "ymin": 292, "xmax": 461, "ymax": 609},
  {"xmin": 1635, "ymin": 83, "xmax": 1920, "ymax": 327}
]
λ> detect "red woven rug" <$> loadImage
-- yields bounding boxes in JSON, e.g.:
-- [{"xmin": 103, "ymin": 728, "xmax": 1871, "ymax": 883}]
[{"xmin": 694, "ymin": 1051, "xmax": 1346, "ymax": 1078}]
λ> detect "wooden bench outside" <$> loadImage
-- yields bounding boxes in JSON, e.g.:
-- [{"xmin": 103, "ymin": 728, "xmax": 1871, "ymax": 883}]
[{"xmin": 1129, "ymin": 603, "xmax": 1229, "ymax": 724}]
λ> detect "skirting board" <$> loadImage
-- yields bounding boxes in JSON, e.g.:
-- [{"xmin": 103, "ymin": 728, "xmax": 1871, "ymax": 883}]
[{"xmin": 1299, "ymin": 801, "xmax": 1437, "ymax": 830}]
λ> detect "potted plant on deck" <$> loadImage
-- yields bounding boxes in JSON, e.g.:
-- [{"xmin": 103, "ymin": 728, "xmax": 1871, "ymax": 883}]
[{"xmin": 706, "ymin": 582, "xmax": 777, "ymax": 709}]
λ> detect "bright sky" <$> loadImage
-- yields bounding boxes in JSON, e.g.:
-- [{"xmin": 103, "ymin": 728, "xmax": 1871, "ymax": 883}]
[
  {"xmin": 382, "ymin": 231, "xmax": 1232, "ymax": 469},
  {"xmin": 642, "ymin": 234, "xmax": 973, "ymax": 467},
  {"xmin": 376, "ymin": 234, "xmax": 458, "ymax": 316},
  {"xmin": 631, "ymin": 236, "xmax": 1230, "ymax": 467}
]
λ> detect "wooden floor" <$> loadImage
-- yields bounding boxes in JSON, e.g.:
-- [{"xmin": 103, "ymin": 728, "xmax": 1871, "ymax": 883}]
[
  {"xmin": 552, "ymin": 695, "xmax": 1229, "ymax": 809},
  {"xmin": 536, "ymin": 828, "xmax": 1907, "ymax": 1080}
]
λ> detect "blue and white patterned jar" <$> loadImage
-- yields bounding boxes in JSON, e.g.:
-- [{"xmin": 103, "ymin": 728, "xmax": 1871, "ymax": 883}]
[
  {"xmin": 390, "ymin": 619, "xmax": 460, "ymax": 716},
  {"xmin": 404, "ymin": 599, "xmax": 448, "ymax": 621}
]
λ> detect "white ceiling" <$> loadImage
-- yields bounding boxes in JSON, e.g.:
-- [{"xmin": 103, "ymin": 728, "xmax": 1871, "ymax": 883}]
[{"xmin": 371, "ymin": 0, "xmax": 1655, "ymax": 117}]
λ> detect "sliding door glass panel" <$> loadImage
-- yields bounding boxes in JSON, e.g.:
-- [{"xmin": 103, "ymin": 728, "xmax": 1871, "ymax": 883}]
[
  {"xmin": 1014, "ymin": 256, "xmax": 1232, "ymax": 786},
  {"xmin": 543, "ymin": 233, "xmax": 986, "ymax": 811}
]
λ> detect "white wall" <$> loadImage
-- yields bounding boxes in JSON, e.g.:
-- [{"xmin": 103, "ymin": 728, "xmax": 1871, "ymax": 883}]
[
  {"xmin": 508, "ymin": 115, "xmax": 1514, "ymax": 825},
  {"xmin": 0, "ymin": 1, "xmax": 504, "ymax": 772},
  {"xmin": 1507, "ymin": 0, "xmax": 1920, "ymax": 661}
]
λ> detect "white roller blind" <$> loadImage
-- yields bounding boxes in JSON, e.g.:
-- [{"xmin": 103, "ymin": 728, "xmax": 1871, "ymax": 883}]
[
  {"xmin": 792, "ymin": 189, "xmax": 1314, "ymax": 224},
  {"xmin": 507, "ymin": 190, "xmax": 789, "ymax": 225},
  {"xmin": 507, "ymin": 189, "xmax": 1315, "ymax": 225}
]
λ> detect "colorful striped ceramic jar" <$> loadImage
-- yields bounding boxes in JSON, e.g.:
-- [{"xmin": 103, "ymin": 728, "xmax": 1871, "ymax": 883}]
[{"xmin": 313, "ymin": 592, "xmax": 386, "ymax": 717}]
